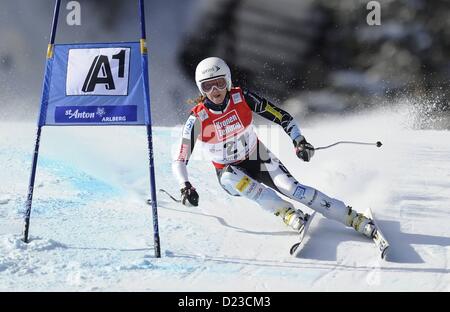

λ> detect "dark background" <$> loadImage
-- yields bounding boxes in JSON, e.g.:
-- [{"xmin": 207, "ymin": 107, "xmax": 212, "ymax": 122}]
[{"xmin": 0, "ymin": 0, "xmax": 449, "ymax": 127}]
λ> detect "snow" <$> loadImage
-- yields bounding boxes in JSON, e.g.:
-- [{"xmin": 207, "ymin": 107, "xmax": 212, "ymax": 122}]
[{"xmin": 0, "ymin": 107, "xmax": 449, "ymax": 291}]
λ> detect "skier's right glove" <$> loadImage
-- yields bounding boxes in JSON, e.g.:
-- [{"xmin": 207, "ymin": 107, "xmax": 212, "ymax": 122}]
[
  {"xmin": 180, "ymin": 182, "xmax": 199, "ymax": 207},
  {"xmin": 294, "ymin": 135, "xmax": 315, "ymax": 162}
]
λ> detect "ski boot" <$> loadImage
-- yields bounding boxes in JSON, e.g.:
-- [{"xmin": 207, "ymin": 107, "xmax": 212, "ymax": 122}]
[
  {"xmin": 275, "ymin": 207, "xmax": 307, "ymax": 232},
  {"xmin": 346, "ymin": 207, "xmax": 376, "ymax": 238}
]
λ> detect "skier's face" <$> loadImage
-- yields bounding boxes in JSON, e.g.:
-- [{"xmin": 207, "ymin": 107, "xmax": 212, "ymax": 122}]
[
  {"xmin": 206, "ymin": 87, "xmax": 227, "ymax": 105},
  {"xmin": 201, "ymin": 77, "xmax": 228, "ymax": 105}
]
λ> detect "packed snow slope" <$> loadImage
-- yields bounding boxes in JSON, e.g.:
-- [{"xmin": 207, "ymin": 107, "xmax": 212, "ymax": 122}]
[{"xmin": 0, "ymin": 107, "xmax": 449, "ymax": 291}]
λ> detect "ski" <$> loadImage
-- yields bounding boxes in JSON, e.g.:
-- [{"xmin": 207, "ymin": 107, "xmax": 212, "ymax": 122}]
[
  {"xmin": 367, "ymin": 208, "xmax": 390, "ymax": 260},
  {"xmin": 289, "ymin": 211, "xmax": 317, "ymax": 257}
]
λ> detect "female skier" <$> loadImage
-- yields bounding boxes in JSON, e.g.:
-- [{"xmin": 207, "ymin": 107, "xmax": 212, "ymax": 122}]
[{"xmin": 172, "ymin": 57, "xmax": 375, "ymax": 238}]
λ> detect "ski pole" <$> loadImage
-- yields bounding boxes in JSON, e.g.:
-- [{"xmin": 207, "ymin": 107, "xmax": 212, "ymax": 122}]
[
  {"xmin": 159, "ymin": 189, "xmax": 181, "ymax": 202},
  {"xmin": 147, "ymin": 189, "xmax": 181, "ymax": 205},
  {"xmin": 155, "ymin": 141, "xmax": 382, "ymax": 205},
  {"xmin": 315, "ymin": 141, "xmax": 382, "ymax": 151}
]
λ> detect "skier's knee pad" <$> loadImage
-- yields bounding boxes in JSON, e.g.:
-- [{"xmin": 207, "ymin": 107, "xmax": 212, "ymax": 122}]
[
  {"xmin": 219, "ymin": 166, "xmax": 294, "ymax": 213},
  {"xmin": 219, "ymin": 168, "xmax": 243, "ymax": 196},
  {"xmin": 285, "ymin": 183, "xmax": 316, "ymax": 205},
  {"xmin": 301, "ymin": 188, "xmax": 350, "ymax": 224}
]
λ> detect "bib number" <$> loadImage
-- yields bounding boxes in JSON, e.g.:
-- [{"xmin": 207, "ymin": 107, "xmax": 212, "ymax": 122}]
[{"xmin": 223, "ymin": 133, "xmax": 250, "ymax": 160}]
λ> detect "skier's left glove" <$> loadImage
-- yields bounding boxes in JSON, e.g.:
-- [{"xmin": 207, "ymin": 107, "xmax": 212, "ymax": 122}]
[
  {"xmin": 180, "ymin": 181, "xmax": 199, "ymax": 207},
  {"xmin": 294, "ymin": 135, "xmax": 315, "ymax": 162}
]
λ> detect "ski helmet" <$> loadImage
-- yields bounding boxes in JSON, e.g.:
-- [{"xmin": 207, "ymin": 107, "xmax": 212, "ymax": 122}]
[{"xmin": 195, "ymin": 57, "xmax": 232, "ymax": 95}]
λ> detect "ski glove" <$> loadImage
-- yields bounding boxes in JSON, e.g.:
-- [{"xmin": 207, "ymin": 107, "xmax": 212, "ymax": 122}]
[
  {"xmin": 294, "ymin": 136, "xmax": 315, "ymax": 162},
  {"xmin": 180, "ymin": 182, "xmax": 199, "ymax": 207}
]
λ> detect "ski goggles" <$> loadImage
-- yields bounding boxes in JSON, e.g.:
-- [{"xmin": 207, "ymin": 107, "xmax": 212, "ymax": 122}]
[{"xmin": 200, "ymin": 77, "xmax": 227, "ymax": 93}]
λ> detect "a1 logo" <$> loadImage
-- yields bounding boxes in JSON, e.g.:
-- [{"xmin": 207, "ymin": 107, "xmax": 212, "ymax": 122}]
[{"xmin": 66, "ymin": 47, "xmax": 130, "ymax": 96}]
